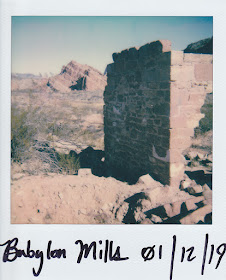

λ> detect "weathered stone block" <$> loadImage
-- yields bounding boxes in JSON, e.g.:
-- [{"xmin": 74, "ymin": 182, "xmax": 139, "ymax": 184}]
[
  {"xmin": 114, "ymin": 61, "xmax": 125, "ymax": 72},
  {"xmin": 138, "ymin": 40, "xmax": 165, "ymax": 57},
  {"xmin": 170, "ymin": 128, "xmax": 194, "ymax": 138},
  {"xmin": 171, "ymin": 65, "xmax": 194, "ymax": 81},
  {"xmin": 170, "ymin": 137, "xmax": 191, "ymax": 149},
  {"xmin": 106, "ymin": 63, "xmax": 115, "ymax": 76},
  {"xmin": 160, "ymin": 81, "xmax": 170, "ymax": 89},
  {"xmin": 112, "ymin": 53, "xmax": 119, "ymax": 62},
  {"xmin": 164, "ymin": 201, "xmax": 182, "ymax": 218},
  {"xmin": 170, "ymin": 162, "xmax": 184, "ymax": 178},
  {"xmin": 184, "ymin": 53, "xmax": 213, "ymax": 64},
  {"xmin": 125, "ymin": 60, "xmax": 138, "ymax": 71},
  {"xmin": 194, "ymin": 63, "xmax": 213, "ymax": 81},
  {"xmin": 169, "ymin": 149, "xmax": 185, "ymax": 163},
  {"xmin": 143, "ymin": 69, "xmax": 159, "ymax": 82},
  {"xmin": 170, "ymin": 80, "xmax": 192, "ymax": 90},
  {"xmin": 158, "ymin": 52, "xmax": 171, "ymax": 66},
  {"xmin": 78, "ymin": 168, "xmax": 92, "ymax": 176},
  {"xmin": 153, "ymin": 102, "xmax": 170, "ymax": 116},
  {"xmin": 184, "ymin": 197, "xmax": 204, "ymax": 211},
  {"xmin": 186, "ymin": 113, "xmax": 205, "ymax": 128},
  {"xmin": 170, "ymin": 116, "xmax": 187, "ymax": 128},
  {"xmin": 171, "ymin": 51, "xmax": 184, "ymax": 65},
  {"xmin": 120, "ymin": 49, "xmax": 130, "ymax": 60},
  {"xmin": 187, "ymin": 94, "xmax": 205, "ymax": 105},
  {"xmin": 170, "ymin": 103, "xmax": 180, "ymax": 116},
  {"xmin": 128, "ymin": 47, "xmax": 139, "ymax": 59},
  {"xmin": 180, "ymin": 205, "xmax": 212, "ymax": 224},
  {"xmin": 188, "ymin": 86, "xmax": 206, "ymax": 95},
  {"xmin": 159, "ymin": 40, "xmax": 171, "ymax": 52},
  {"xmin": 204, "ymin": 81, "xmax": 213, "ymax": 93}
]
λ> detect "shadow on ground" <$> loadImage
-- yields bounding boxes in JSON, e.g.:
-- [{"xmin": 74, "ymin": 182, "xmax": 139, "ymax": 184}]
[{"xmin": 185, "ymin": 170, "xmax": 212, "ymax": 190}]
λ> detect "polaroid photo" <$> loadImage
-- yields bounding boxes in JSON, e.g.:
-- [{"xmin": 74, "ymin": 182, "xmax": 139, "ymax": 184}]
[{"xmin": 1, "ymin": 1, "xmax": 226, "ymax": 279}]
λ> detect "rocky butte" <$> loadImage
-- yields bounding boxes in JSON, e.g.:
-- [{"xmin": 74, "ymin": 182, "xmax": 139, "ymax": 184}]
[
  {"xmin": 11, "ymin": 61, "xmax": 107, "ymax": 93},
  {"xmin": 47, "ymin": 60, "xmax": 107, "ymax": 92},
  {"xmin": 104, "ymin": 39, "xmax": 213, "ymax": 187}
]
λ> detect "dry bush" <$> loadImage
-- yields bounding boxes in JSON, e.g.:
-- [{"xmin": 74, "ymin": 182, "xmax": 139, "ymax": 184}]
[
  {"xmin": 11, "ymin": 107, "xmax": 36, "ymax": 162},
  {"xmin": 11, "ymin": 90, "xmax": 104, "ymax": 175}
]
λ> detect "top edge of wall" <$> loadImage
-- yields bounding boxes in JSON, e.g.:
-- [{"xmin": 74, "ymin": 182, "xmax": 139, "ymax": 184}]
[{"xmin": 112, "ymin": 40, "xmax": 171, "ymax": 62}]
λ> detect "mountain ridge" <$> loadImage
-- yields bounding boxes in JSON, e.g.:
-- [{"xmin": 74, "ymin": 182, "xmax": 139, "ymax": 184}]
[{"xmin": 11, "ymin": 60, "xmax": 107, "ymax": 93}]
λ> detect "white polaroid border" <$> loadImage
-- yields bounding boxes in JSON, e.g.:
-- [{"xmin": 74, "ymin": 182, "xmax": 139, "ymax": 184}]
[{"xmin": 1, "ymin": 1, "xmax": 226, "ymax": 279}]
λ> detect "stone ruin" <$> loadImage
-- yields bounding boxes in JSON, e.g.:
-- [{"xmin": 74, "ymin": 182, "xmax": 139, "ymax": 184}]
[{"xmin": 104, "ymin": 40, "xmax": 213, "ymax": 186}]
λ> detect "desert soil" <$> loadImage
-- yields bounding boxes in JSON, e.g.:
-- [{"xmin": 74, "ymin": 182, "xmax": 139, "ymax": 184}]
[
  {"xmin": 11, "ymin": 89, "xmax": 212, "ymax": 225},
  {"xmin": 11, "ymin": 170, "xmax": 200, "ymax": 224}
]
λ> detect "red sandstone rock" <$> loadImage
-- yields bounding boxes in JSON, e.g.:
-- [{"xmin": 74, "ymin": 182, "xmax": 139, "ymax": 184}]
[{"xmin": 47, "ymin": 60, "xmax": 107, "ymax": 92}]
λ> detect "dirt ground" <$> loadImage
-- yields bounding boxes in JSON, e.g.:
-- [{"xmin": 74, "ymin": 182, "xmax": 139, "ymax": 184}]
[
  {"xmin": 11, "ymin": 170, "xmax": 196, "ymax": 224},
  {"xmin": 11, "ymin": 89, "xmax": 212, "ymax": 225}
]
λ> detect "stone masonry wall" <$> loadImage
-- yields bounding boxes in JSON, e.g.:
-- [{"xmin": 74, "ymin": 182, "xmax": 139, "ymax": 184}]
[
  {"xmin": 104, "ymin": 40, "xmax": 213, "ymax": 186},
  {"xmin": 169, "ymin": 51, "xmax": 213, "ymax": 186}
]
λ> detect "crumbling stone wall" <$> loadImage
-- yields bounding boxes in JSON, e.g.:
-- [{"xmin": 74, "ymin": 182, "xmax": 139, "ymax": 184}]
[
  {"xmin": 169, "ymin": 51, "xmax": 213, "ymax": 186},
  {"xmin": 104, "ymin": 40, "xmax": 212, "ymax": 186}
]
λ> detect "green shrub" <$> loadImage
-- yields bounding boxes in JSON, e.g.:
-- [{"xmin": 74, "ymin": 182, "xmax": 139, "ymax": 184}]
[
  {"xmin": 57, "ymin": 152, "xmax": 80, "ymax": 175},
  {"xmin": 11, "ymin": 107, "xmax": 36, "ymax": 162},
  {"xmin": 195, "ymin": 92, "xmax": 213, "ymax": 136}
]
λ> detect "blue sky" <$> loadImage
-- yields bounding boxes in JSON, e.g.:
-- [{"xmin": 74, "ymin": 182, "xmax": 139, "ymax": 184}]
[{"xmin": 12, "ymin": 16, "xmax": 213, "ymax": 75}]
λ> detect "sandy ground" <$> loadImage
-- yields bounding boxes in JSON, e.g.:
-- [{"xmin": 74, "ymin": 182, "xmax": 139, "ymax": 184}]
[
  {"xmin": 11, "ymin": 172, "xmax": 142, "ymax": 224},
  {"xmin": 11, "ymin": 169, "xmax": 200, "ymax": 224}
]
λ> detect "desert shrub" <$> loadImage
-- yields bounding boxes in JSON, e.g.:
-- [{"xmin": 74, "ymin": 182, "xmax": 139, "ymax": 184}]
[
  {"xmin": 198, "ymin": 103, "xmax": 213, "ymax": 133},
  {"xmin": 11, "ymin": 107, "xmax": 36, "ymax": 162},
  {"xmin": 195, "ymin": 92, "xmax": 213, "ymax": 136},
  {"xmin": 57, "ymin": 152, "xmax": 80, "ymax": 175},
  {"xmin": 46, "ymin": 121, "xmax": 72, "ymax": 138},
  {"xmin": 11, "ymin": 90, "xmax": 104, "ymax": 174},
  {"xmin": 11, "ymin": 106, "xmax": 80, "ymax": 173}
]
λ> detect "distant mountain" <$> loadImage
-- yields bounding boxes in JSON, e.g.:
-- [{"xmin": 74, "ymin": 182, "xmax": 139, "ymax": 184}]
[
  {"xmin": 47, "ymin": 61, "xmax": 107, "ymax": 92},
  {"xmin": 184, "ymin": 37, "xmax": 213, "ymax": 54},
  {"xmin": 11, "ymin": 61, "xmax": 107, "ymax": 93},
  {"xmin": 11, "ymin": 73, "xmax": 42, "ymax": 80},
  {"xmin": 39, "ymin": 72, "xmax": 55, "ymax": 78},
  {"xmin": 11, "ymin": 76, "xmax": 48, "ymax": 92}
]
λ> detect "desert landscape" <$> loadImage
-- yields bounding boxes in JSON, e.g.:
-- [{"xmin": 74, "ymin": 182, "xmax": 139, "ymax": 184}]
[{"xmin": 11, "ymin": 37, "xmax": 213, "ymax": 225}]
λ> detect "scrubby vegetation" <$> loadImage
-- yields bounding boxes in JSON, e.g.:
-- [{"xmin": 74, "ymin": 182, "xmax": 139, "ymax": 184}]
[
  {"xmin": 11, "ymin": 108, "xmax": 36, "ymax": 162},
  {"xmin": 195, "ymin": 92, "xmax": 213, "ymax": 136},
  {"xmin": 57, "ymin": 152, "xmax": 80, "ymax": 175},
  {"xmin": 11, "ymin": 90, "xmax": 104, "ymax": 175}
]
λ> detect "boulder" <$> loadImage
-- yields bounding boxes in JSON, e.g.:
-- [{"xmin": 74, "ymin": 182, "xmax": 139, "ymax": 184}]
[
  {"xmin": 180, "ymin": 179, "xmax": 192, "ymax": 190},
  {"xmin": 115, "ymin": 202, "xmax": 129, "ymax": 222},
  {"xmin": 184, "ymin": 196, "xmax": 204, "ymax": 211},
  {"xmin": 150, "ymin": 214, "xmax": 162, "ymax": 224},
  {"xmin": 202, "ymin": 184, "xmax": 212, "ymax": 200},
  {"xmin": 180, "ymin": 204, "xmax": 212, "ymax": 224},
  {"xmin": 78, "ymin": 168, "xmax": 92, "ymax": 177},
  {"xmin": 163, "ymin": 201, "xmax": 183, "ymax": 218},
  {"xmin": 138, "ymin": 174, "xmax": 163, "ymax": 189},
  {"xmin": 187, "ymin": 184, "xmax": 203, "ymax": 195}
]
